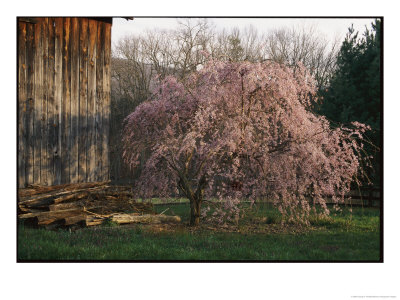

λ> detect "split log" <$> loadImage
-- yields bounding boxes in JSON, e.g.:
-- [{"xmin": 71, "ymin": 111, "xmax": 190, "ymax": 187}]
[
  {"xmin": 37, "ymin": 216, "xmax": 61, "ymax": 226},
  {"xmin": 17, "ymin": 183, "xmax": 161, "ymax": 229},
  {"xmin": 18, "ymin": 185, "xmax": 108, "ymax": 207},
  {"xmin": 63, "ymin": 214, "xmax": 108, "ymax": 227},
  {"xmin": 82, "ymin": 208, "xmax": 110, "ymax": 219},
  {"xmin": 49, "ymin": 200, "xmax": 85, "ymax": 211},
  {"xmin": 85, "ymin": 215, "xmax": 105, "ymax": 226},
  {"xmin": 62, "ymin": 214, "xmax": 88, "ymax": 226},
  {"xmin": 18, "ymin": 192, "xmax": 89, "ymax": 213},
  {"xmin": 110, "ymin": 214, "xmax": 181, "ymax": 225},
  {"xmin": 18, "ymin": 206, "xmax": 45, "ymax": 213},
  {"xmin": 18, "ymin": 196, "xmax": 55, "ymax": 210},
  {"xmin": 19, "ymin": 208, "xmax": 109, "ymax": 226},
  {"xmin": 52, "ymin": 191, "xmax": 89, "ymax": 204},
  {"xmin": 19, "ymin": 181, "xmax": 110, "ymax": 197},
  {"xmin": 18, "ymin": 208, "xmax": 84, "ymax": 220}
]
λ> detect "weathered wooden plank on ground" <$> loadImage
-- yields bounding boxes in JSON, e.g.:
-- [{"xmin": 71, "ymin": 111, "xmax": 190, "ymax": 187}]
[
  {"xmin": 85, "ymin": 215, "xmax": 104, "ymax": 226},
  {"xmin": 19, "ymin": 208, "xmax": 84, "ymax": 219},
  {"xmin": 19, "ymin": 183, "xmax": 109, "ymax": 204},
  {"xmin": 63, "ymin": 214, "xmax": 88, "ymax": 226},
  {"xmin": 52, "ymin": 191, "xmax": 92, "ymax": 204},
  {"xmin": 18, "ymin": 185, "xmax": 109, "ymax": 210},
  {"xmin": 49, "ymin": 199, "xmax": 86, "ymax": 211},
  {"xmin": 18, "ymin": 181, "xmax": 109, "ymax": 197},
  {"xmin": 20, "ymin": 208, "xmax": 88, "ymax": 226},
  {"xmin": 17, "ymin": 182, "xmax": 169, "ymax": 228},
  {"xmin": 111, "ymin": 214, "xmax": 181, "ymax": 225}
]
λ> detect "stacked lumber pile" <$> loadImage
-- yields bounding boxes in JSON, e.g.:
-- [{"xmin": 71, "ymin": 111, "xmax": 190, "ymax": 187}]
[{"xmin": 18, "ymin": 182, "xmax": 180, "ymax": 228}]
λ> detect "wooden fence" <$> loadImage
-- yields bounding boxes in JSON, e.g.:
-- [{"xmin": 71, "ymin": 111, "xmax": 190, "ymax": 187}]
[
  {"xmin": 336, "ymin": 187, "xmax": 381, "ymax": 207},
  {"xmin": 18, "ymin": 17, "xmax": 112, "ymax": 188}
]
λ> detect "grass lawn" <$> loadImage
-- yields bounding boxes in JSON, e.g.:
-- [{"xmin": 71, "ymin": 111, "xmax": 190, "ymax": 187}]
[{"xmin": 17, "ymin": 203, "xmax": 381, "ymax": 261}]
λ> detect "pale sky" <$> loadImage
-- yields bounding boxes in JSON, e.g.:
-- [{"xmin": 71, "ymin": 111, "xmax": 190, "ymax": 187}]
[{"xmin": 112, "ymin": 17, "xmax": 377, "ymax": 47}]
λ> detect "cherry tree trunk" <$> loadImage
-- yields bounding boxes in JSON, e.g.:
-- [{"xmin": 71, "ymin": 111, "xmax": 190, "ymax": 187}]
[{"xmin": 189, "ymin": 197, "xmax": 202, "ymax": 226}]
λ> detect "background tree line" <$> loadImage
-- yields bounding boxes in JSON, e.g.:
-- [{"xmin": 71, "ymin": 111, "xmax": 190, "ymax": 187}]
[{"xmin": 110, "ymin": 18, "xmax": 381, "ymax": 187}]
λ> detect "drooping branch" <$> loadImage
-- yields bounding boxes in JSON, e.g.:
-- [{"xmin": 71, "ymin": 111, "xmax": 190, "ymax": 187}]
[{"xmin": 122, "ymin": 59, "xmax": 369, "ymax": 225}]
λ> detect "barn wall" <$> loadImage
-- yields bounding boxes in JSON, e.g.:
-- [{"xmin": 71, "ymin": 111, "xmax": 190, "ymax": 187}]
[{"xmin": 18, "ymin": 17, "xmax": 111, "ymax": 187}]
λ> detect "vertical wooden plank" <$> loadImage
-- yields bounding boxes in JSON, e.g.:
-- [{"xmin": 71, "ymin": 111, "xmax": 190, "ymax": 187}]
[
  {"xmin": 26, "ymin": 22, "xmax": 35, "ymax": 185},
  {"xmin": 41, "ymin": 18, "xmax": 49, "ymax": 185},
  {"xmin": 70, "ymin": 18, "xmax": 79, "ymax": 183},
  {"xmin": 78, "ymin": 18, "xmax": 89, "ymax": 182},
  {"xmin": 61, "ymin": 18, "xmax": 71, "ymax": 184},
  {"xmin": 102, "ymin": 21, "xmax": 111, "ymax": 181},
  {"xmin": 33, "ymin": 19, "xmax": 43, "ymax": 184},
  {"xmin": 47, "ymin": 17, "xmax": 56, "ymax": 186},
  {"xmin": 87, "ymin": 19, "xmax": 97, "ymax": 182},
  {"xmin": 95, "ymin": 21, "xmax": 104, "ymax": 181},
  {"xmin": 54, "ymin": 18, "xmax": 63, "ymax": 185},
  {"xmin": 18, "ymin": 20, "xmax": 27, "ymax": 188}
]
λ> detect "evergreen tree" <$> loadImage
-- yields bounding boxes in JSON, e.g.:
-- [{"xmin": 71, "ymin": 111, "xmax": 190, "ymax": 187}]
[{"xmin": 318, "ymin": 19, "xmax": 381, "ymax": 185}]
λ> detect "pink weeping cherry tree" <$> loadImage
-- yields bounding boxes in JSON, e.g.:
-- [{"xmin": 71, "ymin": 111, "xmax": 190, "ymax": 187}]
[{"xmin": 122, "ymin": 58, "xmax": 370, "ymax": 226}]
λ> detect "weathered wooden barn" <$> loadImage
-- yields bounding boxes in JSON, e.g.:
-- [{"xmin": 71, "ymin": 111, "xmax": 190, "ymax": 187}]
[{"xmin": 18, "ymin": 17, "xmax": 115, "ymax": 188}]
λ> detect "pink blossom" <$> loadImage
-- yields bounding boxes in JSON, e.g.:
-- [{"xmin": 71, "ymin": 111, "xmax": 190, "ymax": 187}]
[{"xmin": 122, "ymin": 60, "xmax": 371, "ymax": 225}]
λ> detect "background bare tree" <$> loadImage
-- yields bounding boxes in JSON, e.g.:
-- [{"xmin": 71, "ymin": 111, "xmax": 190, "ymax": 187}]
[
  {"xmin": 110, "ymin": 36, "xmax": 153, "ymax": 182},
  {"xmin": 169, "ymin": 19, "xmax": 213, "ymax": 79},
  {"xmin": 208, "ymin": 25, "xmax": 263, "ymax": 62},
  {"xmin": 112, "ymin": 36, "xmax": 153, "ymax": 105},
  {"xmin": 263, "ymin": 25, "xmax": 340, "ymax": 90}
]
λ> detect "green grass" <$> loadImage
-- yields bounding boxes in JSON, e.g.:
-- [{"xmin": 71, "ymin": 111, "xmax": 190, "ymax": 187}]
[{"xmin": 18, "ymin": 204, "xmax": 381, "ymax": 261}]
